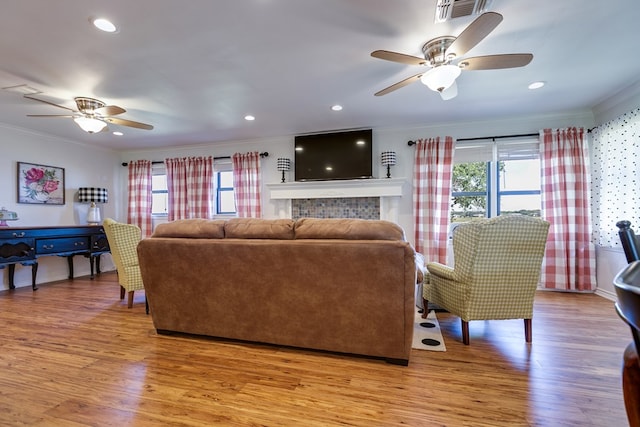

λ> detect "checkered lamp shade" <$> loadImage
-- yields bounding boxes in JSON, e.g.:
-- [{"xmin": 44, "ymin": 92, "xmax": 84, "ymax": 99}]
[
  {"xmin": 381, "ymin": 151, "xmax": 397, "ymax": 166},
  {"xmin": 78, "ymin": 187, "xmax": 108, "ymax": 203},
  {"xmin": 277, "ymin": 158, "xmax": 291, "ymax": 171}
]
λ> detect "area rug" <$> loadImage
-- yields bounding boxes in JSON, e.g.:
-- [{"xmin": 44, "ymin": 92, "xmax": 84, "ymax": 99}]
[{"xmin": 412, "ymin": 309, "xmax": 446, "ymax": 352}]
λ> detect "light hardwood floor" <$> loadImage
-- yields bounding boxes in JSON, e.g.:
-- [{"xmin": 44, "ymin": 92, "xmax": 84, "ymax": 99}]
[{"xmin": 0, "ymin": 271, "xmax": 631, "ymax": 426}]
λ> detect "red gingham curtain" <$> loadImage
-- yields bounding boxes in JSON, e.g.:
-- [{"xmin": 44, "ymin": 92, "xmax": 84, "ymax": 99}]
[
  {"xmin": 232, "ymin": 152, "xmax": 262, "ymax": 218},
  {"xmin": 165, "ymin": 156, "xmax": 214, "ymax": 221},
  {"xmin": 127, "ymin": 160, "xmax": 153, "ymax": 237},
  {"xmin": 540, "ymin": 127, "xmax": 596, "ymax": 291},
  {"xmin": 413, "ymin": 137, "xmax": 455, "ymax": 262}
]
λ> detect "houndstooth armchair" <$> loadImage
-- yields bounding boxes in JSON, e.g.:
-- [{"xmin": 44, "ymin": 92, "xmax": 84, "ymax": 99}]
[
  {"xmin": 423, "ymin": 215, "xmax": 550, "ymax": 345},
  {"xmin": 103, "ymin": 218, "xmax": 145, "ymax": 309}
]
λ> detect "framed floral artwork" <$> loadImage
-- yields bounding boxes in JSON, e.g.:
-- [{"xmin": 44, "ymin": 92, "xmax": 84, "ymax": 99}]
[{"xmin": 17, "ymin": 162, "xmax": 65, "ymax": 205}]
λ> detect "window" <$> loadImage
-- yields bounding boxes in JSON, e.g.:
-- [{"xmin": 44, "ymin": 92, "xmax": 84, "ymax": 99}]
[
  {"xmin": 451, "ymin": 138, "xmax": 540, "ymax": 222},
  {"xmin": 216, "ymin": 170, "xmax": 236, "ymax": 214},
  {"xmin": 150, "ymin": 162, "xmax": 236, "ymax": 216},
  {"xmin": 151, "ymin": 164, "xmax": 168, "ymax": 215}
]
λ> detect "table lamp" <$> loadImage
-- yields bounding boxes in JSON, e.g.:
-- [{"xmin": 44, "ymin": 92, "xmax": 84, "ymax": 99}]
[{"xmin": 78, "ymin": 187, "xmax": 108, "ymax": 225}]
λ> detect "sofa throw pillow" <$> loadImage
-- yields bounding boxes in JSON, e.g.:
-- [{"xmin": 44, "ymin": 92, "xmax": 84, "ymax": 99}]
[
  {"xmin": 152, "ymin": 219, "xmax": 225, "ymax": 239},
  {"xmin": 224, "ymin": 218, "xmax": 296, "ymax": 239},
  {"xmin": 294, "ymin": 218, "xmax": 405, "ymax": 241}
]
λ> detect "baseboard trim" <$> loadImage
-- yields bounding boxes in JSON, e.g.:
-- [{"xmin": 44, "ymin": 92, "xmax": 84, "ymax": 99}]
[{"xmin": 595, "ymin": 288, "xmax": 616, "ymax": 301}]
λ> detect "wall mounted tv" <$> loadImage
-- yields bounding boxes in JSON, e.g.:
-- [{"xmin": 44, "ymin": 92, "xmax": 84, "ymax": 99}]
[{"xmin": 294, "ymin": 129, "xmax": 373, "ymax": 181}]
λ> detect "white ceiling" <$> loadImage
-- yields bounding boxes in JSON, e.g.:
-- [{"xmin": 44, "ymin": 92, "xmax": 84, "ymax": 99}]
[{"xmin": 0, "ymin": 0, "xmax": 639, "ymax": 151}]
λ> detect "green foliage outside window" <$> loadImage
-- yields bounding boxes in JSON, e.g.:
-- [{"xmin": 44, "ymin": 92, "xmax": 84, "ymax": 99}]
[{"xmin": 451, "ymin": 162, "xmax": 487, "ymax": 213}]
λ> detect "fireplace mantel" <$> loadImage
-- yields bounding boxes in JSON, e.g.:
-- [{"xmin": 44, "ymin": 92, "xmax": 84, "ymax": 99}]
[{"xmin": 267, "ymin": 178, "xmax": 406, "ymax": 222}]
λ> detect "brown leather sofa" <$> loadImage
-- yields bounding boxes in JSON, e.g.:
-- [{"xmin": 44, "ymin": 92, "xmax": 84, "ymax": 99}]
[{"xmin": 137, "ymin": 217, "xmax": 418, "ymax": 365}]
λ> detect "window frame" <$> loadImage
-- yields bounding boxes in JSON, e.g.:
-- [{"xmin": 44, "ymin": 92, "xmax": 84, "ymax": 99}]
[
  {"xmin": 216, "ymin": 170, "xmax": 236, "ymax": 215},
  {"xmin": 451, "ymin": 137, "xmax": 541, "ymax": 220},
  {"xmin": 151, "ymin": 164, "xmax": 168, "ymax": 217}
]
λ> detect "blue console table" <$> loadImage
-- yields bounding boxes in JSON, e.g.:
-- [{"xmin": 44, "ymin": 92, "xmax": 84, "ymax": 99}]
[{"xmin": 0, "ymin": 225, "xmax": 110, "ymax": 290}]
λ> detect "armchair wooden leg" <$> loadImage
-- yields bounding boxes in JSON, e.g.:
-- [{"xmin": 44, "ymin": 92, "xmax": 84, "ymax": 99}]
[
  {"xmin": 127, "ymin": 291, "xmax": 134, "ymax": 308},
  {"xmin": 524, "ymin": 319, "xmax": 532, "ymax": 343},
  {"xmin": 462, "ymin": 320, "xmax": 470, "ymax": 345},
  {"xmin": 422, "ymin": 298, "xmax": 430, "ymax": 319},
  {"xmin": 120, "ymin": 286, "xmax": 125, "ymax": 300}
]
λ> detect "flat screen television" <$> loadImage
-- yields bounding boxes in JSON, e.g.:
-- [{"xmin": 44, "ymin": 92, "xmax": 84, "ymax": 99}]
[{"xmin": 294, "ymin": 129, "xmax": 373, "ymax": 181}]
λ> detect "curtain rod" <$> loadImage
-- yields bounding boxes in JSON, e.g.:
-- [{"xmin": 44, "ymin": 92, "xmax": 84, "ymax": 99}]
[
  {"xmin": 121, "ymin": 152, "xmax": 269, "ymax": 167},
  {"xmin": 407, "ymin": 133, "xmax": 539, "ymax": 146}
]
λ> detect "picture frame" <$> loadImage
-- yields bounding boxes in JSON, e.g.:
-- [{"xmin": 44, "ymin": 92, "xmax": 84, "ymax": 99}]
[{"xmin": 17, "ymin": 161, "xmax": 65, "ymax": 205}]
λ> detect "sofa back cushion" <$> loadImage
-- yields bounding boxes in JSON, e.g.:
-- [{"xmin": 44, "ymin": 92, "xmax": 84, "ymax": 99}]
[
  {"xmin": 224, "ymin": 218, "xmax": 296, "ymax": 239},
  {"xmin": 294, "ymin": 218, "xmax": 405, "ymax": 241},
  {"xmin": 152, "ymin": 219, "xmax": 226, "ymax": 239}
]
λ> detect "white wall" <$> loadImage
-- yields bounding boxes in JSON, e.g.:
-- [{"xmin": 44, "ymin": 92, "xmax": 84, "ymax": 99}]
[{"xmin": 0, "ymin": 124, "xmax": 120, "ymax": 289}]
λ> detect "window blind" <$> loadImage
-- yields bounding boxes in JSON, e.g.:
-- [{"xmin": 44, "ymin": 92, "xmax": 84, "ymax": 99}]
[{"xmin": 454, "ymin": 137, "xmax": 539, "ymax": 163}]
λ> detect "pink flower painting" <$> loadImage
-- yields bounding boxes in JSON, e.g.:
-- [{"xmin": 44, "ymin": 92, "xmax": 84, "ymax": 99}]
[{"xmin": 18, "ymin": 163, "xmax": 65, "ymax": 204}]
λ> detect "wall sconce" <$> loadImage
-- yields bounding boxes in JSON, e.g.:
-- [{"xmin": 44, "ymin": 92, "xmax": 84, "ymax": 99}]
[
  {"xmin": 381, "ymin": 151, "xmax": 397, "ymax": 179},
  {"xmin": 78, "ymin": 187, "xmax": 108, "ymax": 225},
  {"xmin": 277, "ymin": 158, "xmax": 291, "ymax": 183}
]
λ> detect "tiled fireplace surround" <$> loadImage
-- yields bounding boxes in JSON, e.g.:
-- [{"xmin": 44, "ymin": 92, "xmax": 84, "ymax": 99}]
[{"xmin": 266, "ymin": 178, "xmax": 406, "ymax": 223}]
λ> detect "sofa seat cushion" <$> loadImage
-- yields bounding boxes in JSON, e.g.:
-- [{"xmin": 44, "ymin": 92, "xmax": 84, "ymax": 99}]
[
  {"xmin": 294, "ymin": 218, "xmax": 405, "ymax": 241},
  {"xmin": 224, "ymin": 218, "xmax": 296, "ymax": 239},
  {"xmin": 152, "ymin": 219, "xmax": 226, "ymax": 238}
]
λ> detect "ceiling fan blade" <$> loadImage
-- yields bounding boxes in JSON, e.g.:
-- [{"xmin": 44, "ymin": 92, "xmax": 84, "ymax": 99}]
[
  {"xmin": 374, "ymin": 73, "xmax": 423, "ymax": 96},
  {"xmin": 459, "ymin": 53, "xmax": 533, "ymax": 70},
  {"xmin": 439, "ymin": 81, "xmax": 458, "ymax": 100},
  {"xmin": 27, "ymin": 114, "xmax": 75, "ymax": 118},
  {"xmin": 23, "ymin": 95, "xmax": 76, "ymax": 112},
  {"xmin": 104, "ymin": 117, "xmax": 154, "ymax": 130},
  {"xmin": 445, "ymin": 12, "xmax": 503, "ymax": 59},
  {"xmin": 96, "ymin": 105, "xmax": 126, "ymax": 116},
  {"xmin": 371, "ymin": 50, "xmax": 427, "ymax": 66}
]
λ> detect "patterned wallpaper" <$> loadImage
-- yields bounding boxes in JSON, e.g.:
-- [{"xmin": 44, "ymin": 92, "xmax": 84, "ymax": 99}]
[
  {"xmin": 291, "ymin": 197, "xmax": 380, "ymax": 220},
  {"xmin": 591, "ymin": 107, "xmax": 640, "ymax": 247}
]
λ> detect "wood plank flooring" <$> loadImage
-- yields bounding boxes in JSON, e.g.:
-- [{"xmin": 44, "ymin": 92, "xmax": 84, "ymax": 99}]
[{"xmin": 0, "ymin": 272, "xmax": 631, "ymax": 426}]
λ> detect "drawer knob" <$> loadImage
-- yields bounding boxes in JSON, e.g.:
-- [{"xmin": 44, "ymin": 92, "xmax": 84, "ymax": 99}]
[{"xmin": 12, "ymin": 232, "xmax": 25, "ymax": 238}]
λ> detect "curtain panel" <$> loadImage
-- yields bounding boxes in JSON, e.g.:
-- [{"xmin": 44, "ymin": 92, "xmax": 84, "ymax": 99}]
[
  {"xmin": 127, "ymin": 160, "xmax": 153, "ymax": 237},
  {"xmin": 591, "ymin": 108, "xmax": 640, "ymax": 247},
  {"xmin": 412, "ymin": 136, "xmax": 455, "ymax": 263},
  {"xmin": 232, "ymin": 151, "xmax": 262, "ymax": 218},
  {"xmin": 165, "ymin": 156, "xmax": 214, "ymax": 221},
  {"xmin": 540, "ymin": 127, "xmax": 596, "ymax": 291}
]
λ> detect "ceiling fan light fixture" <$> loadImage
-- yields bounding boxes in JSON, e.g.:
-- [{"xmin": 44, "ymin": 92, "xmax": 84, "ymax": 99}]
[
  {"xmin": 420, "ymin": 64, "xmax": 462, "ymax": 92},
  {"xmin": 74, "ymin": 117, "xmax": 107, "ymax": 133}
]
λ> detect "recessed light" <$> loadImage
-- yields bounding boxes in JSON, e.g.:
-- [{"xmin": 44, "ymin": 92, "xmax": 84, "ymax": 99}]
[
  {"xmin": 92, "ymin": 18, "xmax": 117, "ymax": 33},
  {"xmin": 244, "ymin": 115, "xmax": 255, "ymax": 121},
  {"xmin": 528, "ymin": 81, "xmax": 545, "ymax": 90},
  {"xmin": 113, "ymin": 131, "xmax": 123, "ymax": 136},
  {"xmin": 331, "ymin": 105, "xmax": 343, "ymax": 111}
]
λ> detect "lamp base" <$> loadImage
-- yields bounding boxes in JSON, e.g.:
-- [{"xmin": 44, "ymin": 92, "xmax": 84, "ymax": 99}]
[
  {"xmin": 87, "ymin": 202, "xmax": 101, "ymax": 225},
  {"xmin": 386, "ymin": 164, "xmax": 392, "ymax": 179}
]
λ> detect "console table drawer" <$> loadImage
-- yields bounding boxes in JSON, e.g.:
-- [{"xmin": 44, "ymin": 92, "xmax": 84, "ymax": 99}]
[
  {"xmin": 91, "ymin": 234, "xmax": 109, "ymax": 252},
  {"xmin": 36, "ymin": 237, "xmax": 90, "ymax": 254},
  {"xmin": 0, "ymin": 238, "xmax": 35, "ymax": 263}
]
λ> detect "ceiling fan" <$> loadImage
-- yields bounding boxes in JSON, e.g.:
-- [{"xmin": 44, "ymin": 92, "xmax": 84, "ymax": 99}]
[
  {"xmin": 24, "ymin": 94, "xmax": 154, "ymax": 133},
  {"xmin": 371, "ymin": 12, "xmax": 533, "ymax": 100}
]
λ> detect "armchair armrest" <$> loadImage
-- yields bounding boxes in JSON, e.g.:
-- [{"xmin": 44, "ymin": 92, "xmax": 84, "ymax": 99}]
[{"xmin": 427, "ymin": 262, "xmax": 455, "ymax": 280}]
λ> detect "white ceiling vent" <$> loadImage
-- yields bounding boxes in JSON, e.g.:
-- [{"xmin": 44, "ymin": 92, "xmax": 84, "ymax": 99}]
[{"xmin": 435, "ymin": 0, "xmax": 493, "ymax": 23}]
